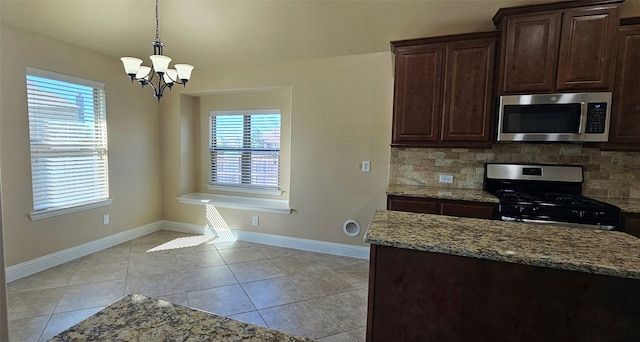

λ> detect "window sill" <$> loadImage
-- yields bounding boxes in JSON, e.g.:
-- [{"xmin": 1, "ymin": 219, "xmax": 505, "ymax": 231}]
[
  {"xmin": 29, "ymin": 198, "xmax": 113, "ymax": 221},
  {"xmin": 177, "ymin": 193, "xmax": 292, "ymax": 214},
  {"xmin": 206, "ymin": 184, "xmax": 283, "ymax": 196}
]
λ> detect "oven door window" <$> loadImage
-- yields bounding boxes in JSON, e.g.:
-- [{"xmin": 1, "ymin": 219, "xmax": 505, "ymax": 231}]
[{"xmin": 503, "ymin": 104, "xmax": 581, "ymax": 133}]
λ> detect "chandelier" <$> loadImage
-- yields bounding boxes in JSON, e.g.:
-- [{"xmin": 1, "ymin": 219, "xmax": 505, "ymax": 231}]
[{"xmin": 120, "ymin": 0, "xmax": 194, "ymax": 102}]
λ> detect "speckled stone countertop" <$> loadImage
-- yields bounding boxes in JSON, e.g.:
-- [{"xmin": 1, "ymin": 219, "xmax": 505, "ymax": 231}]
[
  {"xmin": 386, "ymin": 184, "xmax": 499, "ymax": 203},
  {"xmin": 594, "ymin": 197, "xmax": 640, "ymax": 214},
  {"xmin": 387, "ymin": 184, "xmax": 640, "ymax": 213},
  {"xmin": 364, "ymin": 210, "xmax": 640, "ymax": 280},
  {"xmin": 49, "ymin": 293, "xmax": 314, "ymax": 342}
]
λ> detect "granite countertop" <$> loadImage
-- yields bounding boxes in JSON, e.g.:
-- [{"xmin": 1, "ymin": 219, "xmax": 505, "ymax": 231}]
[
  {"xmin": 387, "ymin": 184, "xmax": 640, "ymax": 213},
  {"xmin": 364, "ymin": 210, "xmax": 640, "ymax": 280},
  {"xmin": 50, "ymin": 293, "xmax": 314, "ymax": 342},
  {"xmin": 593, "ymin": 197, "xmax": 640, "ymax": 214},
  {"xmin": 386, "ymin": 184, "xmax": 499, "ymax": 203}
]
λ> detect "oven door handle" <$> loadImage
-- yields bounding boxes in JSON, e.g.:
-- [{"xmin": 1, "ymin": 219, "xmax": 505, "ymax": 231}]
[{"xmin": 500, "ymin": 216, "xmax": 617, "ymax": 231}]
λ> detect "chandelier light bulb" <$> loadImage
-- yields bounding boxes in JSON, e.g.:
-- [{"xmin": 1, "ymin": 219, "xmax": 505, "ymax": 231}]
[
  {"xmin": 136, "ymin": 66, "xmax": 152, "ymax": 81},
  {"xmin": 149, "ymin": 55, "xmax": 172, "ymax": 74},
  {"xmin": 120, "ymin": 57, "xmax": 143, "ymax": 78},
  {"xmin": 175, "ymin": 64, "xmax": 194, "ymax": 83},
  {"xmin": 163, "ymin": 69, "xmax": 178, "ymax": 85}
]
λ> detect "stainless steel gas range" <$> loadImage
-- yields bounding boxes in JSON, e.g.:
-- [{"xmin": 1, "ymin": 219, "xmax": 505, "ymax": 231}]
[{"xmin": 483, "ymin": 163, "xmax": 621, "ymax": 230}]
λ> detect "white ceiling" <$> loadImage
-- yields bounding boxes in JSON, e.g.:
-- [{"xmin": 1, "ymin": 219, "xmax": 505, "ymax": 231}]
[{"xmin": 2, "ymin": 0, "xmax": 637, "ymax": 70}]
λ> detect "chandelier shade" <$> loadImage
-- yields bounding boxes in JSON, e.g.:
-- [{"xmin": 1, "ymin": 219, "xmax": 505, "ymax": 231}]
[{"xmin": 120, "ymin": 0, "xmax": 194, "ymax": 102}]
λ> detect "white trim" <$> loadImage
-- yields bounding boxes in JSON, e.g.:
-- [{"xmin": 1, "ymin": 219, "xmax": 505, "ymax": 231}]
[
  {"xmin": 210, "ymin": 108, "xmax": 281, "ymax": 116},
  {"xmin": 161, "ymin": 220, "xmax": 370, "ymax": 260},
  {"xmin": 205, "ymin": 184, "xmax": 283, "ymax": 196},
  {"xmin": 5, "ymin": 221, "xmax": 161, "ymax": 282},
  {"xmin": 29, "ymin": 198, "xmax": 113, "ymax": 221},
  {"xmin": 27, "ymin": 66, "xmax": 105, "ymax": 89},
  {"xmin": 5, "ymin": 220, "xmax": 369, "ymax": 283},
  {"xmin": 159, "ymin": 220, "xmax": 210, "ymax": 235},
  {"xmin": 176, "ymin": 193, "xmax": 291, "ymax": 214}
]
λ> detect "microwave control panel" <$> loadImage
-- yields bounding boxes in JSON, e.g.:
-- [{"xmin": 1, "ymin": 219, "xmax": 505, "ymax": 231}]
[{"xmin": 585, "ymin": 103, "xmax": 607, "ymax": 133}]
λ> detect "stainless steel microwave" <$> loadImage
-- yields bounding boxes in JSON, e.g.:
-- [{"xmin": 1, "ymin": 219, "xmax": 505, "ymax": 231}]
[{"xmin": 496, "ymin": 92, "xmax": 612, "ymax": 142}]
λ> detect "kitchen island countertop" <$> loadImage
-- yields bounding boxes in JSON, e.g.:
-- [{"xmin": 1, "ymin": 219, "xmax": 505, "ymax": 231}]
[
  {"xmin": 50, "ymin": 293, "xmax": 314, "ymax": 341},
  {"xmin": 364, "ymin": 209, "xmax": 640, "ymax": 280}
]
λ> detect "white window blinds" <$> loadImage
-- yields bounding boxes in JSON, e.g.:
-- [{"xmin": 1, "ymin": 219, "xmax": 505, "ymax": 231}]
[
  {"xmin": 26, "ymin": 67, "xmax": 109, "ymax": 212},
  {"xmin": 210, "ymin": 110, "xmax": 281, "ymax": 189}
]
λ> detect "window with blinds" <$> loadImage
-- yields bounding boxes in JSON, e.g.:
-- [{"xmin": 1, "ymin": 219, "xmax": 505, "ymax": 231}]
[
  {"xmin": 209, "ymin": 110, "xmax": 281, "ymax": 190},
  {"xmin": 26, "ymin": 67, "xmax": 109, "ymax": 213}
]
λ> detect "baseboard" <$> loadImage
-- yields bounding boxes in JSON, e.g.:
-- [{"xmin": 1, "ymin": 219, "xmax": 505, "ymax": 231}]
[
  {"xmin": 161, "ymin": 220, "xmax": 370, "ymax": 260},
  {"xmin": 5, "ymin": 221, "xmax": 162, "ymax": 282},
  {"xmin": 5, "ymin": 220, "xmax": 370, "ymax": 283}
]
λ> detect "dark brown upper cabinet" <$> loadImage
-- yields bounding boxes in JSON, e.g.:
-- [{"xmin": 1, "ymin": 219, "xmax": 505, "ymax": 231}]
[
  {"xmin": 603, "ymin": 18, "xmax": 640, "ymax": 151},
  {"xmin": 493, "ymin": 0, "xmax": 622, "ymax": 95},
  {"xmin": 391, "ymin": 32, "xmax": 497, "ymax": 148}
]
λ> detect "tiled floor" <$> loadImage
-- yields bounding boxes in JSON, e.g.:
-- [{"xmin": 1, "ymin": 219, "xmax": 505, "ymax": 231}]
[{"xmin": 6, "ymin": 230, "xmax": 370, "ymax": 341}]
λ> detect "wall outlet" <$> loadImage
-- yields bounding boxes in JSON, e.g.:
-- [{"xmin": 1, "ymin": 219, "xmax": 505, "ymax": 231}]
[
  {"xmin": 252, "ymin": 216, "xmax": 259, "ymax": 226},
  {"xmin": 362, "ymin": 160, "xmax": 371, "ymax": 173},
  {"xmin": 439, "ymin": 174, "xmax": 454, "ymax": 183},
  {"xmin": 102, "ymin": 214, "xmax": 110, "ymax": 225}
]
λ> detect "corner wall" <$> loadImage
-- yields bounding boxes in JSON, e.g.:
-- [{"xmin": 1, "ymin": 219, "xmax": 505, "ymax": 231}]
[
  {"xmin": 0, "ymin": 17, "xmax": 9, "ymax": 342},
  {"xmin": 161, "ymin": 52, "xmax": 393, "ymax": 246},
  {"xmin": 0, "ymin": 25, "xmax": 163, "ymax": 266}
]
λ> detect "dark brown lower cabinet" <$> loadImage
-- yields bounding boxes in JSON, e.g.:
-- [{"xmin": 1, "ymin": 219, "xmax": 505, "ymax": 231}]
[
  {"xmin": 623, "ymin": 213, "xmax": 640, "ymax": 238},
  {"xmin": 366, "ymin": 244, "xmax": 640, "ymax": 341},
  {"xmin": 387, "ymin": 195, "xmax": 497, "ymax": 219}
]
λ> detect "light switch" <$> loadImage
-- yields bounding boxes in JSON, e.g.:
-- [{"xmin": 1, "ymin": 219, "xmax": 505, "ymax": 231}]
[
  {"xmin": 362, "ymin": 161, "xmax": 371, "ymax": 173},
  {"xmin": 439, "ymin": 174, "xmax": 454, "ymax": 183}
]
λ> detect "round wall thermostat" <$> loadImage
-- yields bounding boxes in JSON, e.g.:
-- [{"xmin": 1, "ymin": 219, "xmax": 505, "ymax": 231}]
[{"xmin": 343, "ymin": 220, "xmax": 361, "ymax": 237}]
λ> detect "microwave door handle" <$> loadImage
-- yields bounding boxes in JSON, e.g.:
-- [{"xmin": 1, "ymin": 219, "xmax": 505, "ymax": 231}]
[{"xmin": 578, "ymin": 101, "xmax": 587, "ymax": 134}]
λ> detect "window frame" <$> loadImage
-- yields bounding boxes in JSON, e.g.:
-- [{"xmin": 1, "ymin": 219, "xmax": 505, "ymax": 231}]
[
  {"xmin": 207, "ymin": 109, "xmax": 282, "ymax": 195},
  {"xmin": 26, "ymin": 67, "xmax": 111, "ymax": 220}
]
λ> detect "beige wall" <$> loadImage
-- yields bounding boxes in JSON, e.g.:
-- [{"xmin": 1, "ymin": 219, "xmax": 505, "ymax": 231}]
[
  {"xmin": 161, "ymin": 52, "xmax": 393, "ymax": 246},
  {"xmin": 0, "ymin": 181, "xmax": 7, "ymax": 342},
  {"xmin": 0, "ymin": 25, "xmax": 163, "ymax": 266},
  {"xmin": 0, "ymin": 18, "xmax": 9, "ymax": 342}
]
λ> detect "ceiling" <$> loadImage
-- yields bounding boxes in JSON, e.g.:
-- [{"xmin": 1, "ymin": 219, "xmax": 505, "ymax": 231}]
[{"xmin": 2, "ymin": 0, "xmax": 637, "ymax": 70}]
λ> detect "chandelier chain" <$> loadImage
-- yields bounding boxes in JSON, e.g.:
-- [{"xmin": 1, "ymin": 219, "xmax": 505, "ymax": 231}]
[{"xmin": 155, "ymin": 0, "xmax": 160, "ymax": 42}]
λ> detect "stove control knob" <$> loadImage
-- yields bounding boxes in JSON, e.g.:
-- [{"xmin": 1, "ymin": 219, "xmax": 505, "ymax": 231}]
[
  {"xmin": 579, "ymin": 210, "xmax": 585, "ymax": 218},
  {"xmin": 531, "ymin": 206, "xmax": 539, "ymax": 213},
  {"xmin": 517, "ymin": 205, "xmax": 525, "ymax": 213}
]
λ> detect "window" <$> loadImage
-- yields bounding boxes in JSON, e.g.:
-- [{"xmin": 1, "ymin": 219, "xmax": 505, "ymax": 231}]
[
  {"xmin": 26, "ymin": 67, "xmax": 110, "ymax": 217},
  {"xmin": 209, "ymin": 109, "xmax": 281, "ymax": 190}
]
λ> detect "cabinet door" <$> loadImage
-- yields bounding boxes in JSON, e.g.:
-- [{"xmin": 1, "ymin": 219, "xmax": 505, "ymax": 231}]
[
  {"xmin": 606, "ymin": 24, "xmax": 640, "ymax": 149},
  {"xmin": 387, "ymin": 196, "xmax": 438, "ymax": 214},
  {"xmin": 501, "ymin": 12, "xmax": 561, "ymax": 94},
  {"xmin": 441, "ymin": 38, "xmax": 496, "ymax": 143},
  {"xmin": 623, "ymin": 213, "xmax": 640, "ymax": 238},
  {"xmin": 439, "ymin": 201, "xmax": 497, "ymax": 219},
  {"xmin": 556, "ymin": 6, "xmax": 619, "ymax": 91},
  {"xmin": 392, "ymin": 44, "xmax": 443, "ymax": 144}
]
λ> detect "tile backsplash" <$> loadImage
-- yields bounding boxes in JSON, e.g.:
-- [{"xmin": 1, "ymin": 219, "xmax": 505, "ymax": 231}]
[{"xmin": 390, "ymin": 144, "xmax": 640, "ymax": 199}]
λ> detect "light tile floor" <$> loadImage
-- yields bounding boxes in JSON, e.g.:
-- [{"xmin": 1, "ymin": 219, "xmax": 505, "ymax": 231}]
[{"xmin": 7, "ymin": 230, "xmax": 370, "ymax": 341}]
